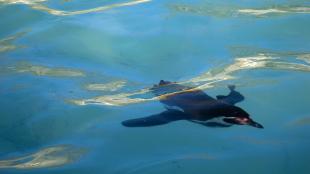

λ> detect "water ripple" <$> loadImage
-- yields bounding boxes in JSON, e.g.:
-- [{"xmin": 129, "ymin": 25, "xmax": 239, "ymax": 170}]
[
  {"xmin": 169, "ymin": 3, "xmax": 310, "ymax": 18},
  {"xmin": 237, "ymin": 7, "xmax": 310, "ymax": 17},
  {"xmin": 6, "ymin": 62, "xmax": 86, "ymax": 77},
  {"xmin": 84, "ymin": 81, "xmax": 126, "ymax": 92},
  {"xmin": 297, "ymin": 54, "xmax": 310, "ymax": 64},
  {"xmin": 70, "ymin": 51, "xmax": 310, "ymax": 106},
  {"xmin": 0, "ymin": 144, "xmax": 87, "ymax": 169},
  {"xmin": 0, "ymin": 31, "xmax": 27, "ymax": 53},
  {"xmin": 0, "ymin": 0, "xmax": 151, "ymax": 16}
]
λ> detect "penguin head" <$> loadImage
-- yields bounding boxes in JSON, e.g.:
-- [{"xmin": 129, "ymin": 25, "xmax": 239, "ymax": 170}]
[
  {"xmin": 223, "ymin": 117, "xmax": 264, "ymax": 129},
  {"xmin": 223, "ymin": 106, "xmax": 264, "ymax": 129}
]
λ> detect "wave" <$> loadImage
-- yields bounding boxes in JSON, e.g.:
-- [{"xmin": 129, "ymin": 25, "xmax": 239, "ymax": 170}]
[
  {"xmin": 297, "ymin": 53, "xmax": 310, "ymax": 64},
  {"xmin": 168, "ymin": 3, "xmax": 310, "ymax": 18},
  {"xmin": 69, "ymin": 88, "xmax": 153, "ymax": 106},
  {"xmin": 0, "ymin": 144, "xmax": 87, "ymax": 169},
  {"xmin": 0, "ymin": 31, "xmax": 27, "ymax": 53},
  {"xmin": 168, "ymin": 3, "xmax": 236, "ymax": 18},
  {"xmin": 237, "ymin": 7, "xmax": 310, "ymax": 17},
  {"xmin": 7, "ymin": 62, "xmax": 86, "ymax": 77},
  {"xmin": 84, "ymin": 81, "xmax": 126, "ymax": 92},
  {"xmin": 0, "ymin": 0, "xmax": 151, "ymax": 16},
  {"xmin": 70, "ymin": 50, "xmax": 310, "ymax": 106}
]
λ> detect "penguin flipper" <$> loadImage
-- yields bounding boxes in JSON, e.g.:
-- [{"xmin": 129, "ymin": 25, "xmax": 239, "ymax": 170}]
[
  {"xmin": 216, "ymin": 85, "xmax": 245, "ymax": 105},
  {"xmin": 122, "ymin": 109, "xmax": 188, "ymax": 127}
]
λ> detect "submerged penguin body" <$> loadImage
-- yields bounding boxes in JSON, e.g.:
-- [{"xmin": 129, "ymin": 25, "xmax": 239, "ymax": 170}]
[{"xmin": 122, "ymin": 80, "xmax": 263, "ymax": 129}]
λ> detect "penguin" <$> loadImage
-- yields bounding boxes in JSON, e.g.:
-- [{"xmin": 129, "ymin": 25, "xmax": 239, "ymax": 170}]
[{"xmin": 122, "ymin": 80, "xmax": 263, "ymax": 129}]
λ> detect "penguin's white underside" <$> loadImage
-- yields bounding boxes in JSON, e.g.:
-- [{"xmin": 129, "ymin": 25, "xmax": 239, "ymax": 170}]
[
  {"xmin": 192, "ymin": 116, "xmax": 233, "ymax": 126},
  {"xmin": 165, "ymin": 105, "xmax": 233, "ymax": 126}
]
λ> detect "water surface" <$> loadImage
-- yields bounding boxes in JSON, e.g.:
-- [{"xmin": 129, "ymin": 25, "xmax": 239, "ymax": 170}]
[{"xmin": 0, "ymin": 0, "xmax": 309, "ymax": 173}]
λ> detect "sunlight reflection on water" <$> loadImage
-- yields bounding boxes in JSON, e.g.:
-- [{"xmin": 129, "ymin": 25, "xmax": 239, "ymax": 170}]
[{"xmin": 0, "ymin": 145, "xmax": 87, "ymax": 169}]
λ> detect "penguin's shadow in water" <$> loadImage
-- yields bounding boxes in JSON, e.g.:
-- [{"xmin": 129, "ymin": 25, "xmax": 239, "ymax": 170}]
[{"xmin": 122, "ymin": 80, "xmax": 263, "ymax": 129}]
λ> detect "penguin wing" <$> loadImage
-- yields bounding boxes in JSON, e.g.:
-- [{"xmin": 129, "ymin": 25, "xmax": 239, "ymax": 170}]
[
  {"xmin": 122, "ymin": 109, "xmax": 189, "ymax": 127},
  {"xmin": 216, "ymin": 85, "xmax": 244, "ymax": 105}
]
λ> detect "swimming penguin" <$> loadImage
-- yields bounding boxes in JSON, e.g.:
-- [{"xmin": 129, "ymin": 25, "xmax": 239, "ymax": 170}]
[{"xmin": 122, "ymin": 80, "xmax": 263, "ymax": 129}]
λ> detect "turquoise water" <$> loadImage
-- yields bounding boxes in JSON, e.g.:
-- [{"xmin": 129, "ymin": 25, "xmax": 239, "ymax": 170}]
[{"xmin": 0, "ymin": 0, "xmax": 309, "ymax": 173}]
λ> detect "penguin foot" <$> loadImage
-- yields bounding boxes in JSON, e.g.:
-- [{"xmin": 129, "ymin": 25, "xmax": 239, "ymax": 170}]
[
  {"xmin": 228, "ymin": 85, "xmax": 236, "ymax": 91},
  {"xmin": 159, "ymin": 80, "xmax": 171, "ymax": 86}
]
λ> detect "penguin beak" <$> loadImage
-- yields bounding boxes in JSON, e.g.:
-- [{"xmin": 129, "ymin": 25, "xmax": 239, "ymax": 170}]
[
  {"xmin": 234, "ymin": 117, "xmax": 264, "ymax": 129},
  {"xmin": 247, "ymin": 119, "xmax": 264, "ymax": 129},
  {"xmin": 225, "ymin": 117, "xmax": 264, "ymax": 129}
]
